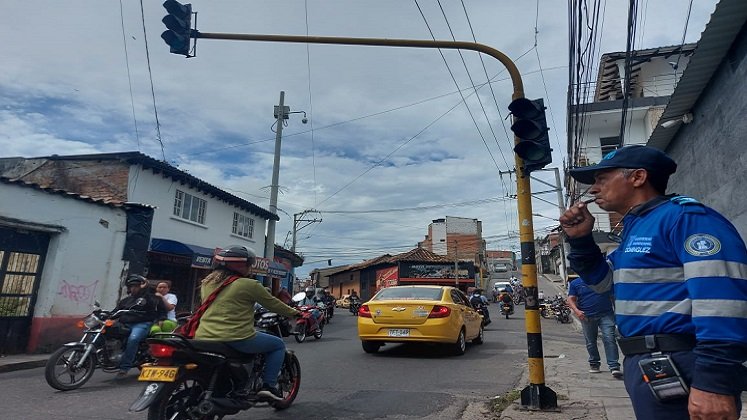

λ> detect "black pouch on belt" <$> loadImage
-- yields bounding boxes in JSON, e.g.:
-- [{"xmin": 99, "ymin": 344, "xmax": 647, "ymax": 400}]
[{"xmin": 638, "ymin": 353, "xmax": 689, "ymax": 401}]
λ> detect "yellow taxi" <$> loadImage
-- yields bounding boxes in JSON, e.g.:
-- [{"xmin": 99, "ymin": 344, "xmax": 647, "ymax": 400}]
[{"xmin": 357, "ymin": 285, "xmax": 484, "ymax": 355}]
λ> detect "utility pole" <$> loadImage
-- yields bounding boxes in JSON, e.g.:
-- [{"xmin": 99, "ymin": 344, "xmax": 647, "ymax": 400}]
[
  {"xmin": 552, "ymin": 167, "xmax": 569, "ymax": 287},
  {"xmin": 264, "ymin": 91, "xmax": 286, "ymax": 264},
  {"xmin": 291, "ymin": 209, "xmax": 322, "ymax": 253},
  {"xmin": 454, "ymin": 240, "xmax": 459, "ymax": 287}
]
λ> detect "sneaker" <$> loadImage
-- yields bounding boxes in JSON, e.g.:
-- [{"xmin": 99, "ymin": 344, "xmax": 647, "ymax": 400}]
[
  {"xmin": 611, "ymin": 369, "xmax": 623, "ymax": 379},
  {"xmin": 257, "ymin": 384, "xmax": 283, "ymax": 401},
  {"xmin": 589, "ymin": 366, "xmax": 601, "ymax": 373}
]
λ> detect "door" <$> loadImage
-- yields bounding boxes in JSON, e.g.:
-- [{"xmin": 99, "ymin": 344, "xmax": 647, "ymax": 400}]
[{"xmin": 0, "ymin": 227, "xmax": 49, "ymax": 355}]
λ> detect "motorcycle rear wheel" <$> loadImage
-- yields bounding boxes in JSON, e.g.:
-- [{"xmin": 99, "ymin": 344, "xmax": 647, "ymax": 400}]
[
  {"xmin": 294, "ymin": 323, "xmax": 307, "ymax": 343},
  {"xmin": 44, "ymin": 346, "xmax": 96, "ymax": 391},
  {"xmin": 147, "ymin": 373, "xmax": 213, "ymax": 420},
  {"xmin": 271, "ymin": 352, "xmax": 301, "ymax": 410},
  {"xmin": 313, "ymin": 324, "xmax": 323, "ymax": 340}
]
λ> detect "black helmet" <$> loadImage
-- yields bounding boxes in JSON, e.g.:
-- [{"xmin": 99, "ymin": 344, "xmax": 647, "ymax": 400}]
[
  {"xmin": 213, "ymin": 246, "xmax": 257, "ymax": 274},
  {"xmin": 125, "ymin": 274, "xmax": 146, "ymax": 286},
  {"xmin": 304, "ymin": 286, "xmax": 315, "ymax": 297}
]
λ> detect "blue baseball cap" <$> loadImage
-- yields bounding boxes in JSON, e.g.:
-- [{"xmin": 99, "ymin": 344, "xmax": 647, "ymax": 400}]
[{"xmin": 569, "ymin": 145, "xmax": 677, "ymax": 185}]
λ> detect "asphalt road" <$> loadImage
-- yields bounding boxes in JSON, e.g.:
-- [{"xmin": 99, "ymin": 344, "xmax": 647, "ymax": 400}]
[{"xmin": 0, "ymin": 302, "xmax": 577, "ymax": 420}]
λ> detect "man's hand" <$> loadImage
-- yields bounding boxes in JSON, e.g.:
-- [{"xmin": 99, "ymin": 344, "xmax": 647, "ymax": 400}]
[
  {"xmin": 559, "ymin": 202, "xmax": 595, "ymax": 239},
  {"xmin": 574, "ymin": 309, "xmax": 586, "ymax": 321},
  {"xmin": 688, "ymin": 387, "xmax": 738, "ymax": 420}
]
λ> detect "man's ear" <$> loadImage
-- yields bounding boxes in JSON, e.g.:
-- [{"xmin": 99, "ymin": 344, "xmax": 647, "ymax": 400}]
[{"xmin": 630, "ymin": 169, "xmax": 649, "ymax": 188}]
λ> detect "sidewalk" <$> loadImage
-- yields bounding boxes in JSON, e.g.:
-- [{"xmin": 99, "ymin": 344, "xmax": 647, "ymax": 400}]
[
  {"xmin": 497, "ymin": 273, "xmax": 747, "ymax": 420},
  {"xmin": 497, "ymin": 273, "xmax": 634, "ymax": 420}
]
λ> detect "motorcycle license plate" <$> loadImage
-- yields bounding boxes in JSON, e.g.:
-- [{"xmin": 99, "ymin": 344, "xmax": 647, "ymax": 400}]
[
  {"xmin": 388, "ymin": 328, "xmax": 410, "ymax": 337},
  {"xmin": 138, "ymin": 366, "xmax": 179, "ymax": 382}
]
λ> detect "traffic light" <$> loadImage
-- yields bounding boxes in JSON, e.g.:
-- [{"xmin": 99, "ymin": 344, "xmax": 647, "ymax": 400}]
[
  {"xmin": 161, "ymin": 0, "xmax": 193, "ymax": 56},
  {"xmin": 509, "ymin": 98, "xmax": 552, "ymax": 174}
]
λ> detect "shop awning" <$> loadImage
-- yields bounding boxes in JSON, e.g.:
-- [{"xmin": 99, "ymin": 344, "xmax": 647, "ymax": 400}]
[{"xmin": 150, "ymin": 238, "xmax": 215, "ymax": 269}]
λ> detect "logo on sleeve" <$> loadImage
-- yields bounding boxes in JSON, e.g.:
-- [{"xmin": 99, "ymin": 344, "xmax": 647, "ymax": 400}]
[{"xmin": 684, "ymin": 234, "xmax": 721, "ymax": 257}]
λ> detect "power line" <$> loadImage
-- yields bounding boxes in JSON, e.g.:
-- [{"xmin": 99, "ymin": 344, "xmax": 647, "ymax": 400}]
[
  {"xmin": 304, "ymin": 0, "xmax": 319, "ymax": 206},
  {"xmin": 138, "ymin": 0, "xmax": 166, "ymax": 161},
  {"xmin": 119, "ymin": 0, "xmax": 141, "ymax": 150}
]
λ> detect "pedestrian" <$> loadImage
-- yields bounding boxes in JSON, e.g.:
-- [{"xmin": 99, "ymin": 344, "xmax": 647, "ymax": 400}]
[
  {"xmin": 566, "ymin": 276, "xmax": 622, "ymax": 378},
  {"xmin": 560, "ymin": 145, "xmax": 747, "ymax": 420}
]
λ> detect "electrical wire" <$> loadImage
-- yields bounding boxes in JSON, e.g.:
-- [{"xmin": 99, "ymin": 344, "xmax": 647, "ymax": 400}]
[
  {"xmin": 138, "ymin": 0, "xmax": 166, "ymax": 161},
  {"xmin": 413, "ymin": 0, "xmax": 502, "ymax": 173},
  {"xmin": 119, "ymin": 0, "xmax": 141, "ymax": 150},
  {"xmin": 304, "ymin": 0, "xmax": 319, "ymax": 206}
]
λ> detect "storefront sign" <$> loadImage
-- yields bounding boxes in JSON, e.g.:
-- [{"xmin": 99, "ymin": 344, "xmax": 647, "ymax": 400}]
[
  {"xmin": 267, "ymin": 262, "xmax": 288, "ymax": 277},
  {"xmin": 376, "ymin": 266, "xmax": 399, "ymax": 290},
  {"xmin": 191, "ymin": 254, "xmax": 213, "ymax": 269},
  {"xmin": 249, "ymin": 257, "xmax": 270, "ymax": 275},
  {"xmin": 149, "ymin": 252, "xmax": 191, "ymax": 266}
]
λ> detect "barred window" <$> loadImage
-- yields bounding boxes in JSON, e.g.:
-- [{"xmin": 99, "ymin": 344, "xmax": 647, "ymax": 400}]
[
  {"xmin": 232, "ymin": 213, "xmax": 254, "ymax": 238},
  {"xmin": 173, "ymin": 189, "xmax": 207, "ymax": 224}
]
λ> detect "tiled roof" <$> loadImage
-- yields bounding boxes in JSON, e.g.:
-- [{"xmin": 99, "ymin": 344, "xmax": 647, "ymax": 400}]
[
  {"xmin": 0, "ymin": 177, "xmax": 150, "ymax": 209},
  {"xmin": 389, "ymin": 247, "xmax": 451, "ymax": 263},
  {"xmin": 29, "ymin": 152, "xmax": 278, "ymax": 221}
]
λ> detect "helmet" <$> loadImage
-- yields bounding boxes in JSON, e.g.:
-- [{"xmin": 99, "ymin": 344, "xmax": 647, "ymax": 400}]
[
  {"xmin": 213, "ymin": 246, "xmax": 257, "ymax": 274},
  {"xmin": 305, "ymin": 286, "xmax": 315, "ymax": 297},
  {"xmin": 125, "ymin": 274, "xmax": 146, "ymax": 286}
]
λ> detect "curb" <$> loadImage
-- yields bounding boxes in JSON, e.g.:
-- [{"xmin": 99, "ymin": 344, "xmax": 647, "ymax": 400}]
[{"xmin": 0, "ymin": 359, "xmax": 47, "ymax": 374}]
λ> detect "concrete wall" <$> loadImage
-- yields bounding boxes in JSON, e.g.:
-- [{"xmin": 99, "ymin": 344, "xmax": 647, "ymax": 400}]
[
  {"xmin": 665, "ymin": 27, "xmax": 747, "ymax": 240},
  {"xmin": 0, "ymin": 182, "xmax": 128, "ymax": 352},
  {"xmin": 127, "ymin": 166, "xmax": 268, "ymax": 254}
]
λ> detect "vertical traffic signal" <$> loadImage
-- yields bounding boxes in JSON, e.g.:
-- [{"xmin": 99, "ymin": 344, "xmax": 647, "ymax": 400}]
[
  {"xmin": 161, "ymin": 0, "xmax": 193, "ymax": 56},
  {"xmin": 509, "ymin": 98, "xmax": 552, "ymax": 174}
]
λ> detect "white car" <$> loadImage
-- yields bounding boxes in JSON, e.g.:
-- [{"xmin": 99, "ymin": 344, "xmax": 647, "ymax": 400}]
[{"xmin": 493, "ymin": 282, "xmax": 511, "ymax": 293}]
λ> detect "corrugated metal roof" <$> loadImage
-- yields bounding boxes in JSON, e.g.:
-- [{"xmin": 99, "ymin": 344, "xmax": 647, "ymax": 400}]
[{"xmin": 647, "ymin": 0, "xmax": 747, "ymax": 150}]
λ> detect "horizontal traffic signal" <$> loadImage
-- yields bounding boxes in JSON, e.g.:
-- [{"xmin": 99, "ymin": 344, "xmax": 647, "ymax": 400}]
[{"xmin": 509, "ymin": 98, "xmax": 552, "ymax": 174}]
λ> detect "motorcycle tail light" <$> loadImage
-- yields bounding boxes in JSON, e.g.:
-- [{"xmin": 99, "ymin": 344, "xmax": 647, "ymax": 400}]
[
  {"xmin": 358, "ymin": 305, "xmax": 372, "ymax": 318},
  {"xmin": 150, "ymin": 343, "xmax": 177, "ymax": 358},
  {"xmin": 104, "ymin": 320, "xmax": 115, "ymax": 327},
  {"xmin": 427, "ymin": 305, "xmax": 451, "ymax": 318}
]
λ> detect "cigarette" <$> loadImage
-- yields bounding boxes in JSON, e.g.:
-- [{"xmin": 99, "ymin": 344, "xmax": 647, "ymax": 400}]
[{"xmin": 582, "ymin": 197, "xmax": 596, "ymax": 204}]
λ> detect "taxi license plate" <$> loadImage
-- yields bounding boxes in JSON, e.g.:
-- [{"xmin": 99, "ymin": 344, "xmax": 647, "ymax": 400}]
[
  {"xmin": 138, "ymin": 366, "xmax": 179, "ymax": 382},
  {"xmin": 388, "ymin": 328, "xmax": 410, "ymax": 337}
]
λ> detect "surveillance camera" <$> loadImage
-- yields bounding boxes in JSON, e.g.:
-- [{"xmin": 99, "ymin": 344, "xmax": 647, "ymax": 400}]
[{"xmin": 301, "ymin": 118, "xmax": 308, "ymax": 124}]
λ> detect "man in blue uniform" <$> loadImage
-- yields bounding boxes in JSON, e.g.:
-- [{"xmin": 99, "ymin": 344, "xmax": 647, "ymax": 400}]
[
  {"xmin": 567, "ymin": 276, "xmax": 621, "ymax": 378},
  {"xmin": 559, "ymin": 145, "xmax": 747, "ymax": 420}
]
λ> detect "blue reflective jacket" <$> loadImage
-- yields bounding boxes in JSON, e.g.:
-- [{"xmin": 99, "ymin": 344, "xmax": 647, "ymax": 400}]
[{"xmin": 568, "ymin": 195, "xmax": 747, "ymax": 395}]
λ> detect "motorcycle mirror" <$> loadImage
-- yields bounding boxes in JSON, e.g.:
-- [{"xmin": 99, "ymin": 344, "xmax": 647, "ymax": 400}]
[
  {"xmin": 93, "ymin": 300, "xmax": 101, "ymax": 308},
  {"xmin": 292, "ymin": 292, "xmax": 307, "ymax": 302}
]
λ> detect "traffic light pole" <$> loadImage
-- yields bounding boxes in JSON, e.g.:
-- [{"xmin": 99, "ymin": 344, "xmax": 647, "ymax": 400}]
[{"xmin": 185, "ymin": 29, "xmax": 556, "ymax": 411}]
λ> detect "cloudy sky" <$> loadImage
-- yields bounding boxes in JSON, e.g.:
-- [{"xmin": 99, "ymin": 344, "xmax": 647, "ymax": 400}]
[{"xmin": 0, "ymin": 1, "xmax": 718, "ymax": 277}]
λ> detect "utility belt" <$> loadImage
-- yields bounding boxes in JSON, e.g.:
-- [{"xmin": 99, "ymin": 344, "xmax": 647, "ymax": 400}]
[{"xmin": 617, "ymin": 334, "xmax": 696, "ymax": 356}]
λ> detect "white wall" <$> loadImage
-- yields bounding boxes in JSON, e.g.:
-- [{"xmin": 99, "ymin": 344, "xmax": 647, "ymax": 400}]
[
  {"xmin": 126, "ymin": 166, "xmax": 268, "ymax": 255},
  {"xmin": 0, "ymin": 183, "xmax": 128, "ymax": 315},
  {"xmin": 446, "ymin": 216, "xmax": 479, "ymax": 234},
  {"xmin": 431, "ymin": 221, "xmax": 447, "ymax": 255}
]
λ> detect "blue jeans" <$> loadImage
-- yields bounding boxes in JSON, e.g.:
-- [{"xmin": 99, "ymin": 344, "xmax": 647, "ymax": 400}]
[
  {"xmin": 581, "ymin": 312, "xmax": 620, "ymax": 370},
  {"xmin": 227, "ymin": 332, "xmax": 286, "ymax": 387},
  {"xmin": 119, "ymin": 321, "xmax": 152, "ymax": 372}
]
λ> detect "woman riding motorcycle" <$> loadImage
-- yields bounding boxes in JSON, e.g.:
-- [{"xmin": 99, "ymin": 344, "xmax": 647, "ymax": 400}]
[
  {"xmin": 194, "ymin": 246, "xmax": 300, "ymax": 401},
  {"xmin": 296, "ymin": 287, "xmax": 323, "ymax": 329}
]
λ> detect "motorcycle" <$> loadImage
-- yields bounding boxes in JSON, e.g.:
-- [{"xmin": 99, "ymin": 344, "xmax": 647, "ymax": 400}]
[
  {"xmin": 256, "ymin": 310, "xmax": 294, "ymax": 338},
  {"xmin": 294, "ymin": 305, "xmax": 325, "ymax": 343},
  {"xmin": 44, "ymin": 299, "xmax": 153, "ymax": 391},
  {"xmin": 551, "ymin": 297, "xmax": 572, "ymax": 324},
  {"xmin": 349, "ymin": 299, "xmax": 362, "ymax": 316},
  {"xmin": 130, "ymin": 334, "xmax": 301, "ymax": 419},
  {"xmin": 474, "ymin": 303, "xmax": 491, "ymax": 326},
  {"xmin": 500, "ymin": 301, "xmax": 514, "ymax": 319}
]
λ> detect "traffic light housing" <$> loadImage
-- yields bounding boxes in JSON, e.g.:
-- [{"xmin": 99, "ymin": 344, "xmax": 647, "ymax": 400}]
[
  {"xmin": 509, "ymin": 98, "xmax": 552, "ymax": 174},
  {"xmin": 161, "ymin": 0, "xmax": 193, "ymax": 56}
]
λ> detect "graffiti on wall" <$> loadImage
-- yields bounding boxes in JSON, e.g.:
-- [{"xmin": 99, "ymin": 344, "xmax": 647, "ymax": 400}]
[{"xmin": 58, "ymin": 279, "xmax": 99, "ymax": 305}]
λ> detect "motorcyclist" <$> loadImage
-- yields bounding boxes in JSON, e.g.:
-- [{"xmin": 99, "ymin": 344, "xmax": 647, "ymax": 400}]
[
  {"xmin": 297, "ymin": 286, "xmax": 323, "ymax": 330},
  {"xmin": 320, "ymin": 289, "xmax": 335, "ymax": 319},
  {"xmin": 470, "ymin": 289, "xmax": 491, "ymax": 325},
  {"xmin": 194, "ymin": 246, "xmax": 300, "ymax": 401},
  {"xmin": 348, "ymin": 290, "xmax": 361, "ymax": 313},
  {"xmin": 115, "ymin": 274, "xmax": 167, "ymax": 378},
  {"xmin": 499, "ymin": 290, "xmax": 515, "ymax": 314}
]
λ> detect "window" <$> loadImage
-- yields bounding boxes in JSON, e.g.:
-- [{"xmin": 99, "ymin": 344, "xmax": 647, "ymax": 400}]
[
  {"xmin": 232, "ymin": 213, "xmax": 254, "ymax": 238},
  {"xmin": 600, "ymin": 136, "xmax": 621, "ymax": 156},
  {"xmin": 173, "ymin": 189, "xmax": 206, "ymax": 224}
]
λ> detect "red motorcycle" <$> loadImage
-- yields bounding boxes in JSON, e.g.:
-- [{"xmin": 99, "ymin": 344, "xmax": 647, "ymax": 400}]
[{"xmin": 293, "ymin": 305, "xmax": 325, "ymax": 343}]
